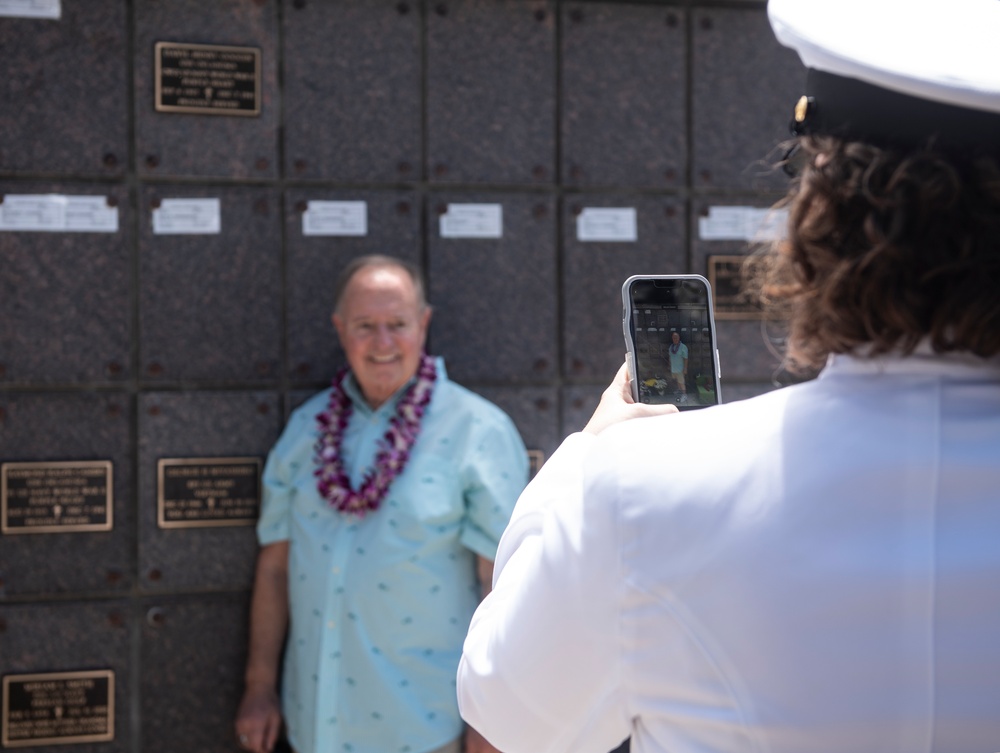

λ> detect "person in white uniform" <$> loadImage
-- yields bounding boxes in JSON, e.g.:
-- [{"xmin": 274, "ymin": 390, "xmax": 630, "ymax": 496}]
[{"xmin": 457, "ymin": 1, "xmax": 1000, "ymax": 752}]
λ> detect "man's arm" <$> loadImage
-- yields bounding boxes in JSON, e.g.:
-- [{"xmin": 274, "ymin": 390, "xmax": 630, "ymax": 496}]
[
  {"xmin": 476, "ymin": 555, "xmax": 494, "ymax": 598},
  {"xmin": 235, "ymin": 541, "xmax": 290, "ymax": 753}
]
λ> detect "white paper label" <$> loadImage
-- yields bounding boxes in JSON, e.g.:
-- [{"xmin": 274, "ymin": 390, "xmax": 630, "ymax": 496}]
[
  {"xmin": 0, "ymin": 194, "xmax": 118, "ymax": 232},
  {"xmin": 0, "ymin": 0, "xmax": 61, "ymax": 19},
  {"xmin": 64, "ymin": 196, "xmax": 120, "ymax": 232},
  {"xmin": 440, "ymin": 204, "xmax": 503, "ymax": 239},
  {"xmin": 698, "ymin": 206, "xmax": 788, "ymax": 242},
  {"xmin": 576, "ymin": 207, "xmax": 637, "ymax": 242},
  {"xmin": 152, "ymin": 198, "xmax": 221, "ymax": 235},
  {"xmin": 302, "ymin": 201, "xmax": 368, "ymax": 237}
]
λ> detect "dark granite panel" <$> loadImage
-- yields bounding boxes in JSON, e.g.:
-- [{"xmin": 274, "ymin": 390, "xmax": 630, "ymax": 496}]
[
  {"xmin": 134, "ymin": 0, "xmax": 279, "ymax": 179},
  {"xmin": 137, "ymin": 391, "xmax": 281, "ymax": 592},
  {"xmin": 563, "ymin": 196, "xmax": 687, "ymax": 381},
  {"xmin": 138, "ymin": 185, "xmax": 281, "ymax": 382},
  {"xmin": 561, "ymin": 4, "xmax": 686, "ymax": 188},
  {"xmin": 691, "ymin": 200, "xmax": 786, "ymax": 381},
  {"xmin": 0, "ymin": 181, "xmax": 131, "ymax": 384},
  {"xmin": 471, "ymin": 385, "xmax": 560, "ymax": 461},
  {"xmin": 0, "ymin": 394, "xmax": 132, "ymax": 598},
  {"xmin": 427, "ymin": 0, "xmax": 555, "ymax": 185},
  {"xmin": 692, "ymin": 7, "xmax": 805, "ymax": 192},
  {"xmin": 426, "ymin": 193, "xmax": 557, "ymax": 382},
  {"xmin": 0, "ymin": 601, "xmax": 131, "ymax": 753},
  {"xmin": 285, "ymin": 189, "xmax": 421, "ymax": 386},
  {"xmin": 0, "ymin": 1, "xmax": 128, "ymax": 177},
  {"xmin": 289, "ymin": 389, "xmax": 319, "ymax": 415},
  {"xmin": 561, "ymin": 385, "xmax": 604, "ymax": 438},
  {"xmin": 714, "ymin": 319, "xmax": 789, "ymax": 383},
  {"xmin": 283, "ymin": 0, "xmax": 420, "ymax": 182},
  {"xmin": 140, "ymin": 594, "xmax": 249, "ymax": 753}
]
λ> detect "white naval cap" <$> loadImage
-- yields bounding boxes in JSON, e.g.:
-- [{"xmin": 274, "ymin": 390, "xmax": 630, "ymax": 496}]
[{"xmin": 768, "ymin": 0, "xmax": 1000, "ymax": 152}]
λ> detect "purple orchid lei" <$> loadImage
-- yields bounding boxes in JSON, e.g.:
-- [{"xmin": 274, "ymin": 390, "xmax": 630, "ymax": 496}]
[{"xmin": 314, "ymin": 354, "xmax": 437, "ymax": 516}]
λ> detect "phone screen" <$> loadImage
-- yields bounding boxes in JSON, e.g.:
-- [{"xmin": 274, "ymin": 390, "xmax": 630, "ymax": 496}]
[{"xmin": 623, "ymin": 275, "xmax": 721, "ymax": 409}]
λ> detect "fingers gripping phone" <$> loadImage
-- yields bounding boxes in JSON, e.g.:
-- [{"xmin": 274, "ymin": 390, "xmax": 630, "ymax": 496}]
[{"xmin": 623, "ymin": 275, "xmax": 722, "ymax": 409}]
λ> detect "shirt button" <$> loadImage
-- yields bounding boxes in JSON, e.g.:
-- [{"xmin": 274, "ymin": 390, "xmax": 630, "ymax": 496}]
[
  {"xmin": 327, "ymin": 621, "xmax": 336, "ymax": 630},
  {"xmin": 332, "ymin": 567, "xmax": 341, "ymax": 575}
]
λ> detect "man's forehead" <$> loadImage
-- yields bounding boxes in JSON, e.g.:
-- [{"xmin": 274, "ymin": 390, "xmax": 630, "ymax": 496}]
[
  {"xmin": 341, "ymin": 267, "xmax": 421, "ymax": 314},
  {"xmin": 348, "ymin": 264, "xmax": 411, "ymax": 290},
  {"xmin": 343, "ymin": 266, "xmax": 418, "ymax": 301}
]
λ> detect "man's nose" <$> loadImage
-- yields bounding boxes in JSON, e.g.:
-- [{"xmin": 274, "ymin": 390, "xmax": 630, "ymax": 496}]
[{"xmin": 373, "ymin": 325, "xmax": 393, "ymax": 346}]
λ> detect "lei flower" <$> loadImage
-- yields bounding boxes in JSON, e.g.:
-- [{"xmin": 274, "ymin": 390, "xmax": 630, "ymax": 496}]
[{"xmin": 314, "ymin": 354, "xmax": 437, "ymax": 516}]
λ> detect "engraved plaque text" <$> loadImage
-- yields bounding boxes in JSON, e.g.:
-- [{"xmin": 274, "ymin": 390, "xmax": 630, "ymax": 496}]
[
  {"xmin": 1, "ymin": 461, "xmax": 113, "ymax": 535},
  {"xmin": 157, "ymin": 457, "xmax": 262, "ymax": 529},
  {"xmin": 154, "ymin": 42, "xmax": 261, "ymax": 116},
  {"xmin": 1, "ymin": 670, "xmax": 114, "ymax": 748}
]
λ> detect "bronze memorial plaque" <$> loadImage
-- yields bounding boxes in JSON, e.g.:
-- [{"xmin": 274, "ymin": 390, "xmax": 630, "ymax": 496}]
[
  {"xmin": 707, "ymin": 255, "xmax": 766, "ymax": 320},
  {"xmin": 1, "ymin": 670, "xmax": 115, "ymax": 748},
  {"xmin": 1, "ymin": 461, "xmax": 113, "ymax": 535},
  {"xmin": 154, "ymin": 41, "xmax": 261, "ymax": 116},
  {"xmin": 527, "ymin": 450, "xmax": 545, "ymax": 480},
  {"xmin": 157, "ymin": 457, "xmax": 262, "ymax": 529}
]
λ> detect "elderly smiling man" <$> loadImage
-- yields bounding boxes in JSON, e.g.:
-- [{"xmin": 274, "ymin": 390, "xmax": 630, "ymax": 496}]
[{"xmin": 235, "ymin": 255, "xmax": 528, "ymax": 753}]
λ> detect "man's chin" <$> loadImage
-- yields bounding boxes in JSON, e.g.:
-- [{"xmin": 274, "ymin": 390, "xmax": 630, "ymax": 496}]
[
  {"xmin": 358, "ymin": 372, "xmax": 408, "ymax": 406},
  {"xmin": 365, "ymin": 361, "xmax": 403, "ymax": 380}
]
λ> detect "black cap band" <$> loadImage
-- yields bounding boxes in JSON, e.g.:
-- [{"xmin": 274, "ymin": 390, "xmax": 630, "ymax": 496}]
[{"xmin": 791, "ymin": 68, "xmax": 1000, "ymax": 155}]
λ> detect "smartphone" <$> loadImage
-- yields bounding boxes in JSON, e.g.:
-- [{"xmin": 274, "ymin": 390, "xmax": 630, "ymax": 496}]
[{"xmin": 622, "ymin": 274, "xmax": 722, "ymax": 409}]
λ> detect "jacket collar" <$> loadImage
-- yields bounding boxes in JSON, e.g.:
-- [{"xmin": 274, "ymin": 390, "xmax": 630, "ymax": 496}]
[{"xmin": 822, "ymin": 341, "xmax": 1000, "ymax": 380}]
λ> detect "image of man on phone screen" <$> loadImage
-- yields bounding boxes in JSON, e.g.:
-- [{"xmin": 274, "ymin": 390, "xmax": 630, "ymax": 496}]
[{"xmin": 668, "ymin": 331, "xmax": 688, "ymax": 402}]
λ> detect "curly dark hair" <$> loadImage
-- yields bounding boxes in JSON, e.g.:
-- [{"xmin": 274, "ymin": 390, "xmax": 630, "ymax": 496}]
[{"xmin": 752, "ymin": 136, "xmax": 1000, "ymax": 373}]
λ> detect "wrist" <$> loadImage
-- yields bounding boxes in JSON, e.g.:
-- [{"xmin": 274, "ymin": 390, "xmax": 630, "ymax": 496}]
[{"xmin": 244, "ymin": 671, "xmax": 278, "ymax": 692}]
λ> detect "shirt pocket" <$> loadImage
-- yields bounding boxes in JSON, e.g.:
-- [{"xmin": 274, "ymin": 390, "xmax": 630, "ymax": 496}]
[{"xmin": 388, "ymin": 454, "xmax": 464, "ymax": 539}]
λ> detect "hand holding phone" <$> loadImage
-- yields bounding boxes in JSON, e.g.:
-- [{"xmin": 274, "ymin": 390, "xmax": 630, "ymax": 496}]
[
  {"xmin": 582, "ymin": 361, "xmax": 681, "ymax": 435},
  {"xmin": 622, "ymin": 275, "xmax": 722, "ymax": 409}
]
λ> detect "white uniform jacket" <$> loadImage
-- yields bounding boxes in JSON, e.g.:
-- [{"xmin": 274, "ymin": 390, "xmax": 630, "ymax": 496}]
[{"xmin": 458, "ymin": 351, "xmax": 1000, "ymax": 753}]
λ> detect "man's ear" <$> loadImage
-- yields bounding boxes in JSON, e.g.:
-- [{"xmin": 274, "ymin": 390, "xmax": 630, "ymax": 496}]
[
  {"xmin": 416, "ymin": 306, "xmax": 433, "ymax": 352},
  {"xmin": 332, "ymin": 312, "xmax": 345, "ymax": 344}
]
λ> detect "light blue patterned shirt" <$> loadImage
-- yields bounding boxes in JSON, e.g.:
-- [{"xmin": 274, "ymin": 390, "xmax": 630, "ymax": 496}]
[{"xmin": 257, "ymin": 358, "xmax": 528, "ymax": 753}]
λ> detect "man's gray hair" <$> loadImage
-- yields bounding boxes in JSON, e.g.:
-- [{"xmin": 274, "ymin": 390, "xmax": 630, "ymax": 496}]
[{"xmin": 332, "ymin": 255, "xmax": 427, "ymax": 313}]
